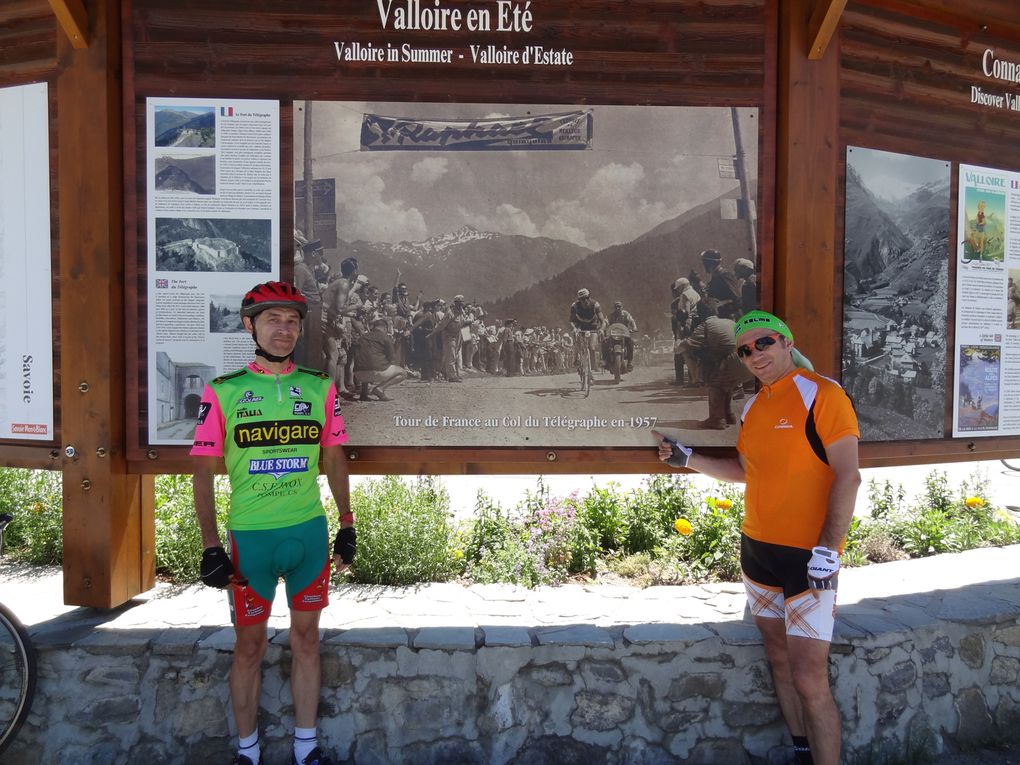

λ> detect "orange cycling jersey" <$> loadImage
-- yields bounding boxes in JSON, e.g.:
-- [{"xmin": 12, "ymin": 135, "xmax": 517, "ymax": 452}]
[{"xmin": 737, "ymin": 369, "xmax": 859, "ymax": 551}]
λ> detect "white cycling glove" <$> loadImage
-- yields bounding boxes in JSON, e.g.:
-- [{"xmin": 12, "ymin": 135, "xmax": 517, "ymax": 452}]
[{"xmin": 807, "ymin": 546, "xmax": 840, "ymax": 590}]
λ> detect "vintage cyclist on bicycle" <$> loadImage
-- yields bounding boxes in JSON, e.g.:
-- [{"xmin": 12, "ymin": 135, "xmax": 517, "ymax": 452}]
[{"xmin": 569, "ymin": 287, "xmax": 606, "ymax": 370}]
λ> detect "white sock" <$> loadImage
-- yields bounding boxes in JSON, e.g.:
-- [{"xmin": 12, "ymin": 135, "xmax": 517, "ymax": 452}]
[
  {"xmin": 294, "ymin": 727, "xmax": 317, "ymax": 763},
  {"xmin": 238, "ymin": 731, "xmax": 260, "ymax": 765}
]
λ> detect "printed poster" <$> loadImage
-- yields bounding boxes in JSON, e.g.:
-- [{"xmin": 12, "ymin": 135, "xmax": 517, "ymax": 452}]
[
  {"xmin": 145, "ymin": 97, "xmax": 280, "ymax": 445},
  {"xmin": 293, "ymin": 101, "xmax": 760, "ymax": 448},
  {"xmin": 840, "ymin": 147, "xmax": 950, "ymax": 442},
  {"xmin": 0, "ymin": 82, "xmax": 54, "ymax": 441},
  {"xmin": 952, "ymin": 163, "xmax": 1020, "ymax": 437}
]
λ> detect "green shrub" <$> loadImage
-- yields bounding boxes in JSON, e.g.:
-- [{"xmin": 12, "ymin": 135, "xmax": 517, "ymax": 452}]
[
  {"xmin": 575, "ymin": 485, "xmax": 625, "ymax": 552},
  {"xmin": 2, "ymin": 466, "xmax": 1018, "ymax": 588},
  {"xmin": 857, "ymin": 468, "xmax": 1020, "ymax": 559},
  {"xmin": 650, "ymin": 488, "xmax": 744, "ymax": 584},
  {"xmin": 154, "ymin": 474, "xmax": 229, "ymax": 581},
  {"xmin": 866, "ymin": 478, "xmax": 907, "ymax": 521},
  {"xmin": 0, "ymin": 468, "xmax": 63, "ymax": 564},
  {"xmin": 461, "ymin": 482, "xmax": 588, "ymax": 586},
  {"xmin": 348, "ymin": 475, "xmax": 458, "ymax": 585},
  {"xmin": 616, "ymin": 477, "xmax": 689, "ymax": 554}
]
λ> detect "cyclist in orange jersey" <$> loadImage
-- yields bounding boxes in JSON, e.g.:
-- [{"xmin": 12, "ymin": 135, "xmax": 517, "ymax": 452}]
[{"xmin": 654, "ymin": 310, "xmax": 860, "ymax": 765}]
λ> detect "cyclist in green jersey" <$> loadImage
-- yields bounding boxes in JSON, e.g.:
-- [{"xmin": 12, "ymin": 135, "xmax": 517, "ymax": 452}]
[{"xmin": 192, "ymin": 281, "xmax": 352, "ymax": 765}]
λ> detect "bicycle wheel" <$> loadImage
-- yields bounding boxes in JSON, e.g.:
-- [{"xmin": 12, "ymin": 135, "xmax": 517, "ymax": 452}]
[{"xmin": 0, "ymin": 602, "xmax": 35, "ymax": 756}]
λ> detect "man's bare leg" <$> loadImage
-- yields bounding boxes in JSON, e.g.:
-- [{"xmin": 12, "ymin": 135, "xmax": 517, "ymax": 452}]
[
  {"xmin": 289, "ymin": 608, "xmax": 323, "ymax": 728},
  {"xmin": 788, "ymin": 634, "xmax": 840, "ymax": 765},
  {"xmin": 755, "ymin": 616, "xmax": 807, "ymax": 737},
  {"xmin": 231, "ymin": 621, "xmax": 269, "ymax": 738}
]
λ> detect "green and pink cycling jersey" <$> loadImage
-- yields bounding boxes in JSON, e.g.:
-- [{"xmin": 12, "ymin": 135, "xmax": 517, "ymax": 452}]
[{"xmin": 190, "ymin": 361, "xmax": 348, "ymax": 531}]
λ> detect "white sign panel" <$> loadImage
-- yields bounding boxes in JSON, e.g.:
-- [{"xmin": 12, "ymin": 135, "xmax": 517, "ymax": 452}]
[
  {"xmin": 953, "ymin": 163, "xmax": 1020, "ymax": 437},
  {"xmin": 0, "ymin": 82, "xmax": 54, "ymax": 441},
  {"xmin": 145, "ymin": 97, "xmax": 280, "ymax": 445}
]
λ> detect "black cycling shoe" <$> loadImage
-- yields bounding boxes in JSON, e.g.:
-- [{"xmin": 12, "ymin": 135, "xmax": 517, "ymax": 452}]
[
  {"xmin": 294, "ymin": 746, "xmax": 334, "ymax": 765},
  {"xmin": 231, "ymin": 755, "xmax": 254, "ymax": 765}
]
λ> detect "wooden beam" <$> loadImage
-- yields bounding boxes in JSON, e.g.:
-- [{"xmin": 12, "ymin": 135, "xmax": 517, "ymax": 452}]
[
  {"xmin": 47, "ymin": 0, "xmax": 89, "ymax": 49},
  {"xmin": 776, "ymin": 0, "xmax": 842, "ymax": 376},
  {"xmin": 57, "ymin": 0, "xmax": 149, "ymax": 608},
  {"xmin": 808, "ymin": 0, "xmax": 847, "ymax": 60}
]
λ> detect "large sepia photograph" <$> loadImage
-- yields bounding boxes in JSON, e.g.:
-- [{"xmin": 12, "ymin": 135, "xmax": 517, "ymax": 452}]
[
  {"xmin": 293, "ymin": 101, "xmax": 760, "ymax": 447},
  {"xmin": 841, "ymin": 147, "xmax": 950, "ymax": 442}
]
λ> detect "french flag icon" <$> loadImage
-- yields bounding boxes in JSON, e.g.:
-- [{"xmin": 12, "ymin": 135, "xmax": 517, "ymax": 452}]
[{"xmin": 220, "ymin": 106, "xmax": 234, "ymax": 116}]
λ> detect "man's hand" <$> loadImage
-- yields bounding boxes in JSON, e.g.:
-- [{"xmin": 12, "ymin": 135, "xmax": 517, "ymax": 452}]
[
  {"xmin": 807, "ymin": 546, "xmax": 840, "ymax": 590},
  {"xmin": 333, "ymin": 527, "xmax": 356, "ymax": 574},
  {"xmin": 200, "ymin": 546, "xmax": 234, "ymax": 588},
  {"xmin": 652, "ymin": 430, "xmax": 693, "ymax": 468}
]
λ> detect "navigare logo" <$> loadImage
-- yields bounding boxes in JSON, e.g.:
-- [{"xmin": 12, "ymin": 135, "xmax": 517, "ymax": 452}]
[
  {"xmin": 234, "ymin": 420, "xmax": 322, "ymax": 447},
  {"xmin": 774, "ymin": 418, "xmax": 794, "ymax": 430},
  {"xmin": 289, "ymin": 386, "xmax": 302, "ymax": 397},
  {"xmin": 248, "ymin": 456, "xmax": 310, "ymax": 479}
]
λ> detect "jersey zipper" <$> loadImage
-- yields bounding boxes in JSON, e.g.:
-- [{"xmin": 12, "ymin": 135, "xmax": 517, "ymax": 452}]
[{"xmin": 275, "ymin": 374, "xmax": 282, "ymax": 402}]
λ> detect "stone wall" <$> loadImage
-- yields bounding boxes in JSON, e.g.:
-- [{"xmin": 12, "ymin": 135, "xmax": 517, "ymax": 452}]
[{"xmin": 7, "ymin": 593, "xmax": 1020, "ymax": 765}]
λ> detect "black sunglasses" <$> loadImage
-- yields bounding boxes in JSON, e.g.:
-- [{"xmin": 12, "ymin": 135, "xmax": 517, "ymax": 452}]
[{"xmin": 736, "ymin": 332, "xmax": 781, "ymax": 358}]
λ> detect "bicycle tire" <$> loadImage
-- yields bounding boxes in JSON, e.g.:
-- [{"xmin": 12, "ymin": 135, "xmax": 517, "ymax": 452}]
[
  {"xmin": 580, "ymin": 346, "xmax": 591, "ymax": 397},
  {"xmin": 1001, "ymin": 459, "xmax": 1020, "ymax": 473},
  {"xmin": 0, "ymin": 602, "xmax": 35, "ymax": 757}
]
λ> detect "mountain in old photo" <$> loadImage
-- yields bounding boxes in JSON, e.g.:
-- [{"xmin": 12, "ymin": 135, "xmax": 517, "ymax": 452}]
[
  {"xmin": 155, "ymin": 155, "xmax": 216, "ymax": 194},
  {"xmin": 844, "ymin": 164, "xmax": 949, "ymax": 314},
  {"xmin": 155, "ymin": 111, "xmax": 216, "ymax": 148},
  {"xmin": 484, "ymin": 189, "xmax": 755, "ymax": 334},
  {"xmin": 327, "ymin": 226, "xmax": 593, "ymax": 304},
  {"xmin": 319, "ymin": 188, "xmax": 755, "ymax": 339},
  {"xmin": 842, "ymin": 157, "xmax": 950, "ymax": 442}
]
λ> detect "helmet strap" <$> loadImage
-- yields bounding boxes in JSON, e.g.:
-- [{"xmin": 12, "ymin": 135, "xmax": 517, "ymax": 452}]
[{"xmin": 254, "ymin": 344, "xmax": 293, "ymax": 364}]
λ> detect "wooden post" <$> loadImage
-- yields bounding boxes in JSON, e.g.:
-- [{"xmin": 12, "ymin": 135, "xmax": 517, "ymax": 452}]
[
  {"xmin": 57, "ymin": 0, "xmax": 151, "ymax": 607},
  {"xmin": 775, "ymin": 0, "xmax": 842, "ymax": 376}
]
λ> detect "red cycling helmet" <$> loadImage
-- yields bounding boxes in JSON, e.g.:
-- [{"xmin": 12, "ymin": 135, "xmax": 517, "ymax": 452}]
[{"xmin": 240, "ymin": 281, "xmax": 308, "ymax": 319}]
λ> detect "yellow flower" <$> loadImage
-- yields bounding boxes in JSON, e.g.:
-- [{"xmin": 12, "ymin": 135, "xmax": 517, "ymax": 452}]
[
  {"xmin": 674, "ymin": 518, "xmax": 692, "ymax": 535},
  {"xmin": 716, "ymin": 498, "xmax": 733, "ymax": 510},
  {"xmin": 452, "ymin": 549, "xmax": 464, "ymax": 560},
  {"xmin": 965, "ymin": 496, "xmax": 985, "ymax": 509}
]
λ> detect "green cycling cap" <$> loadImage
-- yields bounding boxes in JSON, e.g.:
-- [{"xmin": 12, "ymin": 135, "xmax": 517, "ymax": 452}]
[{"xmin": 733, "ymin": 310, "xmax": 794, "ymax": 342}]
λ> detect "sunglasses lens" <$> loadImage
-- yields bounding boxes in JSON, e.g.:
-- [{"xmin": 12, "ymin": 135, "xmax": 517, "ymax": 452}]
[{"xmin": 737, "ymin": 334, "xmax": 779, "ymax": 358}]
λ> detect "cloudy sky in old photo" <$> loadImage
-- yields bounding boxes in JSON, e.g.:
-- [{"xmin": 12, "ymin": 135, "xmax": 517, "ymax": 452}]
[{"xmin": 295, "ymin": 101, "xmax": 758, "ymax": 252}]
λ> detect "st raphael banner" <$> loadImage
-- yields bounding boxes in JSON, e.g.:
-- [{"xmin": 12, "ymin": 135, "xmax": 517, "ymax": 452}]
[{"xmin": 361, "ymin": 110, "xmax": 592, "ymax": 151}]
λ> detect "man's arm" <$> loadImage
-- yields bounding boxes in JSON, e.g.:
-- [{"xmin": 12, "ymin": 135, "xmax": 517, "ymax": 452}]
[
  {"xmin": 192, "ymin": 456, "xmax": 224, "ymax": 548},
  {"xmin": 322, "ymin": 444, "xmax": 353, "ymax": 571},
  {"xmin": 688, "ymin": 452, "xmax": 746, "ymax": 484},
  {"xmin": 652, "ymin": 430, "xmax": 746, "ymax": 483},
  {"xmin": 816, "ymin": 435, "xmax": 861, "ymax": 550}
]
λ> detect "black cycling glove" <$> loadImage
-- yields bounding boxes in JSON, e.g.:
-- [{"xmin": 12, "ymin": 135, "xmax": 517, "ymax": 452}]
[
  {"xmin": 200, "ymin": 546, "xmax": 233, "ymax": 588},
  {"xmin": 333, "ymin": 527, "xmax": 356, "ymax": 565}
]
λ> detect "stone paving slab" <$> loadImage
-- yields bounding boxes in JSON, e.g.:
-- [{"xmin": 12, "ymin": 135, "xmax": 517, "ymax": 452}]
[{"xmin": 1, "ymin": 546, "xmax": 1018, "ymax": 652}]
